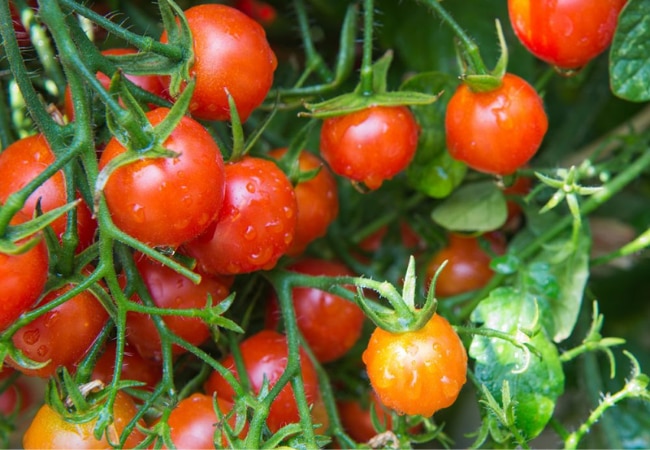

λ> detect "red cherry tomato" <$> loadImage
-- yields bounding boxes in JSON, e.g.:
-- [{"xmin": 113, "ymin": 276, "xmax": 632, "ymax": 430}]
[
  {"xmin": 9, "ymin": 282, "xmax": 109, "ymax": 378},
  {"xmin": 266, "ymin": 258, "xmax": 364, "ymax": 363},
  {"xmin": 124, "ymin": 253, "xmax": 231, "ymax": 361},
  {"xmin": 161, "ymin": 393, "xmax": 247, "ymax": 448},
  {"xmin": 508, "ymin": 0, "xmax": 627, "ymax": 70},
  {"xmin": 425, "ymin": 233, "xmax": 506, "ymax": 298},
  {"xmin": 22, "ymin": 391, "xmax": 145, "ymax": 449},
  {"xmin": 98, "ymin": 107, "xmax": 225, "ymax": 247},
  {"xmin": 268, "ymin": 148, "xmax": 339, "ymax": 256},
  {"xmin": 362, "ymin": 313, "xmax": 467, "ymax": 416},
  {"xmin": 445, "ymin": 73, "xmax": 548, "ymax": 175},
  {"xmin": 159, "ymin": 4, "xmax": 277, "ymax": 122},
  {"xmin": 0, "ymin": 134, "xmax": 97, "ymax": 250},
  {"xmin": 204, "ymin": 330, "xmax": 320, "ymax": 432},
  {"xmin": 90, "ymin": 341, "xmax": 162, "ymax": 391},
  {"xmin": 320, "ymin": 106, "xmax": 419, "ymax": 190},
  {"xmin": 64, "ymin": 48, "xmax": 166, "ymax": 120},
  {"xmin": 184, "ymin": 156, "xmax": 297, "ymax": 275},
  {"xmin": 0, "ymin": 211, "xmax": 49, "ymax": 331},
  {"xmin": 0, "ymin": 368, "xmax": 32, "ymax": 416}
]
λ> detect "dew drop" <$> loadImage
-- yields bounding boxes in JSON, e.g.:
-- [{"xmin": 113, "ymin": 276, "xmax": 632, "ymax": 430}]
[
  {"xmin": 244, "ymin": 225, "xmax": 257, "ymax": 241},
  {"xmin": 37, "ymin": 345, "xmax": 48, "ymax": 357},
  {"xmin": 23, "ymin": 329, "xmax": 40, "ymax": 345},
  {"xmin": 246, "ymin": 182, "xmax": 257, "ymax": 193},
  {"xmin": 131, "ymin": 204, "xmax": 145, "ymax": 223}
]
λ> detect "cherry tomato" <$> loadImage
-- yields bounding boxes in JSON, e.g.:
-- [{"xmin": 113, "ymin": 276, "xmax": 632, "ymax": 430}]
[
  {"xmin": 9, "ymin": 282, "xmax": 109, "ymax": 378},
  {"xmin": 22, "ymin": 391, "xmax": 145, "ymax": 449},
  {"xmin": 0, "ymin": 134, "xmax": 97, "ymax": 250},
  {"xmin": 320, "ymin": 106, "xmax": 419, "ymax": 190},
  {"xmin": 161, "ymin": 393, "xmax": 247, "ymax": 448},
  {"xmin": 204, "ymin": 330, "xmax": 320, "ymax": 432},
  {"xmin": 159, "ymin": 4, "xmax": 277, "ymax": 122},
  {"xmin": 64, "ymin": 48, "xmax": 166, "ymax": 120},
  {"xmin": 362, "ymin": 313, "xmax": 467, "ymax": 416},
  {"xmin": 124, "ymin": 253, "xmax": 231, "ymax": 361},
  {"xmin": 234, "ymin": 0, "xmax": 277, "ymax": 27},
  {"xmin": 508, "ymin": 0, "xmax": 627, "ymax": 70},
  {"xmin": 268, "ymin": 148, "xmax": 339, "ymax": 256},
  {"xmin": 425, "ymin": 233, "xmax": 506, "ymax": 298},
  {"xmin": 445, "ymin": 73, "xmax": 548, "ymax": 175},
  {"xmin": 98, "ymin": 107, "xmax": 225, "ymax": 247},
  {"xmin": 0, "ymin": 211, "xmax": 49, "ymax": 331},
  {"xmin": 90, "ymin": 341, "xmax": 161, "ymax": 391},
  {"xmin": 266, "ymin": 258, "xmax": 364, "ymax": 363},
  {"xmin": 184, "ymin": 156, "xmax": 297, "ymax": 275}
]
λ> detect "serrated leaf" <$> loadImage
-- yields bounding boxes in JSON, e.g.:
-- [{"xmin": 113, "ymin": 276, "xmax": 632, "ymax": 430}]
[
  {"xmin": 431, "ymin": 181, "xmax": 507, "ymax": 232},
  {"xmin": 610, "ymin": 0, "xmax": 650, "ymax": 101},
  {"xmin": 401, "ymin": 72, "xmax": 466, "ymax": 198},
  {"xmin": 470, "ymin": 288, "xmax": 565, "ymax": 440}
]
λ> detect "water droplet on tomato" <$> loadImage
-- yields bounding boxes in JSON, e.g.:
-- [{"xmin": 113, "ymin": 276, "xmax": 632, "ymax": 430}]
[
  {"xmin": 246, "ymin": 182, "xmax": 256, "ymax": 193},
  {"xmin": 284, "ymin": 232, "xmax": 293, "ymax": 245},
  {"xmin": 37, "ymin": 345, "xmax": 48, "ymax": 357},
  {"xmin": 182, "ymin": 195, "xmax": 193, "ymax": 207},
  {"xmin": 283, "ymin": 206, "xmax": 293, "ymax": 219},
  {"xmin": 23, "ymin": 329, "xmax": 40, "ymax": 345},
  {"xmin": 244, "ymin": 225, "xmax": 257, "ymax": 241},
  {"xmin": 131, "ymin": 204, "xmax": 145, "ymax": 223}
]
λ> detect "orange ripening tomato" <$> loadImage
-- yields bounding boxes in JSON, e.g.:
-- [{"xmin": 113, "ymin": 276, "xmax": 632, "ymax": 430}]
[
  {"xmin": 362, "ymin": 313, "xmax": 467, "ymax": 417},
  {"xmin": 23, "ymin": 391, "xmax": 146, "ymax": 449}
]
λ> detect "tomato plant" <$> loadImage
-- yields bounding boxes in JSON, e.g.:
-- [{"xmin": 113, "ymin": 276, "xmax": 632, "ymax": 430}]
[
  {"xmin": 99, "ymin": 107, "xmax": 225, "ymax": 247},
  {"xmin": 445, "ymin": 73, "xmax": 548, "ymax": 175},
  {"xmin": 159, "ymin": 3, "xmax": 277, "ymax": 122},
  {"xmin": 362, "ymin": 313, "xmax": 467, "ymax": 417},
  {"xmin": 183, "ymin": 156, "xmax": 297, "ymax": 275},
  {"xmin": 320, "ymin": 106, "xmax": 419, "ymax": 190},
  {"xmin": 265, "ymin": 258, "xmax": 365, "ymax": 363},
  {"xmin": 204, "ymin": 330, "xmax": 320, "ymax": 433},
  {"xmin": 22, "ymin": 391, "xmax": 145, "ymax": 449},
  {"xmin": 3, "ymin": 0, "xmax": 650, "ymax": 448},
  {"xmin": 508, "ymin": 0, "xmax": 627, "ymax": 70}
]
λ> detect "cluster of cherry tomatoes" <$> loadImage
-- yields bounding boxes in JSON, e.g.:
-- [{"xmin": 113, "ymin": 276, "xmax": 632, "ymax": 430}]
[{"xmin": 0, "ymin": 0, "xmax": 629, "ymax": 447}]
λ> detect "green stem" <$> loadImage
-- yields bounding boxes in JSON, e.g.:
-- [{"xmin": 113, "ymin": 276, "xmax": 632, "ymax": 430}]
[
  {"xmin": 293, "ymin": 0, "xmax": 333, "ymax": 83},
  {"xmin": 591, "ymin": 226, "xmax": 650, "ymax": 266},
  {"xmin": 359, "ymin": 0, "xmax": 375, "ymax": 95},
  {"xmin": 416, "ymin": 0, "xmax": 487, "ymax": 74}
]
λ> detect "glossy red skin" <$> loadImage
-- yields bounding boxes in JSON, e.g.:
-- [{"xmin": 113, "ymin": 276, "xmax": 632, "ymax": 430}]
[
  {"xmin": 204, "ymin": 330, "xmax": 320, "ymax": 432},
  {"xmin": 508, "ymin": 0, "xmax": 627, "ymax": 69},
  {"xmin": 0, "ymin": 134, "xmax": 97, "ymax": 250},
  {"xmin": 337, "ymin": 395, "xmax": 409, "ymax": 443},
  {"xmin": 9, "ymin": 283, "xmax": 109, "ymax": 378},
  {"xmin": 426, "ymin": 233, "xmax": 506, "ymax": 298},
  {"xmin": 124, "ymin": 253, "xmax": 231, "ymax": 361},
  {"xmin": 0, "ymin": 212, "xmax": 49, "ymax": 331},
  {"xmin": 64, "ymin": 48, "xmax": 166, "ymax": 120},
  {"xmin": 269, "ymin": 149, "xmax": 339, "ymax": 256},
  {"xmin": 184, "ymin": 156, "xmax": 297, "ymax": 275},
  {"xmin": 234, "ymin": 0, "xmax": 277, "ymax": 26},
  {"xmin": 362, "ymin": 313, "xmax": 467, "ymax": 417},
  {"xmin": 99, "ymin": 107, "xmax": 225, "ymax": 247},
  {"xmin": 160, "ymin": 4, "xmax": 277, "ymax": 122},
  {"xmin": 162, "ymin": 393, "xmax": 247, "ymax": 449},
  {"xmin": 320, "ymin": 106, "xmax": 419, "ymax": 190},
  {"xmin": 23, "ymin": 391, "xmax": 145, "ymax": 449},
  {"xmin": 90, "ymin": 341, "xmax": 162, "ymax": 391},
  {"xmin": 266, "ymin": 259, "xmax": 364, "ymax": 363},
  {"xmin": 445, "ymin": 73, "xmax": 548, "ymax": 175}
]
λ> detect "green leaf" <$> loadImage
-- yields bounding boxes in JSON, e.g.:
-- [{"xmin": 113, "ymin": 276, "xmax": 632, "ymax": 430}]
[
  {"xmin": 401, "ymin": 72, "xmax": 466, "ymax": 198},
  {"xmin": 610, "ymin": 0, "xmax": 650, "ymax": 101},
  {"xmin": 431, "ymin": 181, "xmax": 507, "ymax": 232},
  {"xmin": 512, "ymin": 207, "xmax": 591, "ymax": 342},
  {"xmin": 470, "ymin": 288, "xmax": 565, "ymax": 440}
]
